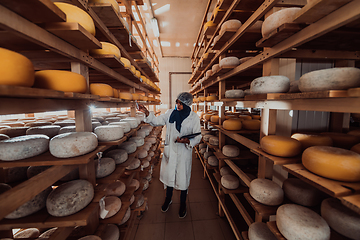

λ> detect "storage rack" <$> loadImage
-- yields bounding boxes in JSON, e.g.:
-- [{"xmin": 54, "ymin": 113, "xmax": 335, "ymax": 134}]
[
  {"xmin": 191, "ymin": 0, "xmax": 360, "ymax": 240},
  {"xmin": 0, "ymin": 0, "xmax": 162, "ymax": 239}
]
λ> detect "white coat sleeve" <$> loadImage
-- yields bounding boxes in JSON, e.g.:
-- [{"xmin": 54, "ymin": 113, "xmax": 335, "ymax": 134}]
[
  {"xmin": 186, "ymin": 114, "xmax": 202, "ymax": 149},
  {"xmin": 144, "ymin": 110, "xmax": 171, "ymax": 127}
]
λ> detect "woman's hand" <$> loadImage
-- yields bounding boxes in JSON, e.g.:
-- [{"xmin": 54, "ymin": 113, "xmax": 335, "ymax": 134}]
[
  {"xmin": 176, "ymin": 137, "xmax": 190, "ymax": 144},
  {"xmin": 137, "ymin": 104, "xmax": 149, "ymax": 116}
]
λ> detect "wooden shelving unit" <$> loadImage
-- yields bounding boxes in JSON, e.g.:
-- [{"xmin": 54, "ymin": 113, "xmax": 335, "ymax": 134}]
[{"xmin": 191, "ymin": 0, "xmax": 360, "ymax": 239}]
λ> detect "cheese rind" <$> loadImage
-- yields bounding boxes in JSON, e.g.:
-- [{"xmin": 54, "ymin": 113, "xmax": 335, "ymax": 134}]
[
  {"xmin": 207, "ymin": 156, "xmax": 219, "ymax": 166},
  {"xmin": 222, "ymin": 145, "xmax": 240, "ymax": 157},
  {"xmin": 250, "ymin": 75, "xmax": 290, "ymax": 94},
  {"xmin": 262, "ymin": 7, "xmax": 301, "ymax": 37},
  {"xmin": 219, "ymin": 57, "xmax": 240, "ymax": 68},
  {"xmin": 276, "ymin": 204, "xmax": 330, "ymax": 240},
  {"xmin": 220, "ymin": 19, "xmax": 242, "ymax": 35},
  {"xmin": 320, "ymin": 132, "xmax": 360, "ymax": 149},
  {"xmin": 225, "ymin": 89, "xmax": 244, "ymax": 98},
  {"xmin": 119, "ymin": 207, "xmax": 131, "ymax": 225},
  {"xmin": 90, "ymin": 42, "xmax": 120, "ymax": 58},
  {"xmin": 283, "ymin": 178, "xmax": 324, "ymax": 207},
  {"xmin": 96, "ymin": 157, "xmax": 116, "ymax": 178},
  {"xmin": 119, "ymin": 141, "xmax": 137, "ymax": 154},
  {"xmin": 105, "ymin": 181, "xmax": 126, "ymax": 197},
  {"xmin": 26, "ymin": 125, "xmax": 60, "ymax": 138},
  {"xmin": 101, "ymin": 224, "xmax": 120, "ymax": 240},
  {"xmin": 291, "ymin": 133, "xmax": 333, "ymax": 150},
  {"xmin": 248, "ymin": 222, "xmax": 277, "ymax": 240},
  {"xmin": 94, "ymin": 125, "xmax": 124, "ymax": 142},
  {"xmin": 103, "ymin": 196, "xmax": 121, "ymax": 219},
  {"xmin": 250, "ymin": 178, "xmax": 283, "ymax": 206},
  {"xmin": 209, "ymin": 136, "xmax": 219, "ymax": 146},
  {"xmin": 260, "ymin": 135, "xmax": 302, "ymax": 157},
  {"xmin": 351, "ymin": 143, "xmax": 360, "ymax": 154},
  {"xmin": 90, "ymin": 83, "xmax": 114, "ymax": 97},
  {"xmin": 14, "ymin": 228, "xmax": 40, "ymax": 239},
  {"xmin": 221, "ymin": 175, "xmax": 239, "ymax": 189},
  {"xmin": 302, "ymin": 146, "xmax": 360, "ymax": 182}
]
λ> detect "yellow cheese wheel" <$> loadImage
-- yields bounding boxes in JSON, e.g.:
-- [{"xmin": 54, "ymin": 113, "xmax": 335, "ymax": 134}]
[
  {"xmin": 90, "ymin": 83, "xmax": 113, "ymax": 97},
  {"xmin": 320, "ymin": 132, "xmax": 360, "ymax": 149},
  {"xmin": 113, "ymin": 89, "xmax": 119, "ymax": 98},
  {"xmin": 34, "ymin": 70, "xmax": 87, "ymax": 93},
  {"xmin": 291, "ymin": 133, "xmax": 333, "ymax": 150},
  {"xmin": 89, "ymin": 0, "xmax": 119, "ymax": 13},
  {"xmin": 210, "ymin": 115, "xmax": 220, "ymax": 123},
  {"xmin": 252, "ymin": 115, "xmax": 261, "ymax": 120},
  {"xmin": 351, "ymin": 143, "xmax": 360, "ymax": 154},
  {"xmin": 54, "ymin": 3, "xmax": 95, "ymax": 36},
  {"xmin": 135, "ymin": 70, "xmax": 141, "ymax": 78},
  {"xmin": 204, "ymin": 20, "xmax": 216, "ymax": 29},
  {"xmin": 199, "ymin": 96, "xmax": 206, "ymax": 101},
  {"xmin": 348, "ymin": 129, "xmax": 360, "ymax": 137},
  {"xmin": 89, "ymin": 42, "xmax": 120, "ymax": 58},
  {"xmin": 261, "ymin": 135, "xmax": 302, "ymax": 157},
  {"xmin": 223, "ymin": 119, "xmax": 242, "ymax": 131},
  {"xmin": 204, "ymin": 114, "xmax": 213, "ymax": 121},
  {"xmin": 238, "ymin": 115, "xmax": 252, "ymax": 121},
  {"xmin": 303, "ymin": 146, "xmax": 360, "ymax": 182},
  {"xmin": 119, "ymin": 92, "xmax": 133, "ymax": 100},
  {"xmin": 132, "ymin": 93, "xmax": 140, "ymax": 100},
  {"xmin": 242, "ymin": 120, "xmax": 261, "ymax": 130},
  {"xmin": 130, "ymin": 66, "xmax": 136, "ymax": 75},
  {"xmin": 225, "ymin": 115, "xmax": 237, "ymax": 120},
  {"xmin": 206, "ymin": 95, "xmax": 218, "ymax": 101},
  {"xmin": 0, "ymin": 48, "xmax": 35, "ymax": 87},
  {"xmin": 120, "ymin": 58, "xmax": 131, "ymax": 68}
]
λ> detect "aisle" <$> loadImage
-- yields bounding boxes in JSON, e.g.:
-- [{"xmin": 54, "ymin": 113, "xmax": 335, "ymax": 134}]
[{"xmin": 130, "ymin": 151, "xmax": 237, "ymax": 240}]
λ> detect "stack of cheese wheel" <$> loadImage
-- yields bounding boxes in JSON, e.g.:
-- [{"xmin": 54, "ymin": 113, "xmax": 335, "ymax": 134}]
[
  {"xmin": 0, "ymin": 48, "xmax": 35, "ymax": 87},
  {"xmin": 90, "ymin": 83, "xmax": 114, "ymax": 97},
  {"xmin": 54, "ymin": 2, "xmax": 96, "ymax": 36},
  {"xmin": 291, "ymin": 133, "xmax": 333, "ymax": 150},
  {"xmin": 34, "ymin": 70, "xmax": 87, "ymax": 93},
  {"xmin": 89, "ymin": 42, "xmax": 120, "ymax": 59},
  {"xmin": 321, "ymin": 198, "xmax": 360, "ymax": 239},
  {"xmin": 219, "ymin": 19, "xmax": 242, "ymax": 35},
  {"xmin": 250, "ymin": 178, "xmax": 283, "ymax": 206},
  {"xmin": 320, "ymin": 132, "xmax": 360, "ymax": 149},
  {"xmin": 299, "ymin": 67, "xmax": 360, "ymax": 92},
  {"xmin": 222, "ymin": 145, "xmax": 240, "ymax": 157},
  {"xmin": 302, "ymin": 146, "xmax": 360, "ymax": 182},
  {"xmin": 260, "ymin": 135, "xmax": 302, "ymax": 157},
  {"xmin": 223, "ymin": 119, "xmax": 243, "ymax": 132},
  {"xmin": 250, "ymin": 75, "xmax": 290, "ymax": 94},
  {"xmin": 219, "ymin": 57, "xmax": 240, "ymax": 68},
  {"xmin": 225, "ymin": 89, "xmax": 244, "ymax": 98},
  {"xmin": 262, "ymin": 7, "xmax": 301, "ymax": 37},
  {"xmin": 283, "ymin": 178, "xmax": 324, "ymax": 206}
]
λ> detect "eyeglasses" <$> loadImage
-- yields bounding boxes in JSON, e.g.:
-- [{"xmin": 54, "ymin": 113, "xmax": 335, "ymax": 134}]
[{"xmin": 175, "ymin": 100, "xmax": 183, "ymax": 105}]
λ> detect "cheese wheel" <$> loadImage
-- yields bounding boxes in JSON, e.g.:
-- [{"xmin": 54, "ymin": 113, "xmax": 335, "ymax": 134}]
[
  {"xmin": 109, "ymin": 122, "xmax": 131, "ymax": 133},
  {"xmin": 291, "ymin": 133, "xmax": 333, "ymax": 150},
  {"xmin": 6, "ymin": 187, "xmax": 51, "ymax": 219},
  {"xmin": 209, "ymin": 136, "xmax": 219, "ymax": 146},
  {"xmin": 54, "ymin": 119, "xmax": 75, "ymax": 127},
  {"xmin": 50, "ymin": 132, "xmax": 98, "ymax": 158},
  {"xmin": 0, "ymin": 135, "xmax": 49, "ymax": 161},
  {"xmin": 121, "ymin": 118, "xmax": 138, "ymax": 128},
  {"xmin": 238, "ymin": 115, "xmax": 252, "ymax": 120},
  {"xmin": 0, "ymin": 183, "xmax": 11, "ymax": 194},
  {"xmin": 220, "ymin": 166, "xmax": 235, "ymax": 176},
  {"xmin": 283, "ymin": 178, "xmax": 325, "ymax": 207},
  {"xmin": 203, "ymin": 134, "xmax": 212, "ymax": 142},
  {"xmin": 348, "ymin": 129, "xmax": 360, "ymax": 137},
  {"xmin": 250, "ymin": 75, "xmax": 290, "ymax": 94},
  {"xmin": 136, "ymin": 130, "xmax": 146, "ymax": 138},
  {"xmin": 25, "ymin": 121, "xmax": 52, "ymax": 127},
  {"xmin": 204, "ymin": 114, "xmax": 213, "ymax": 121},
  {"xmin": 142, "ymin": 179, "xmax": 149, "ymax": 191},
  {"xmin": 199, "ymin": 96, "xmax": 206, "ymax": 101},
  {"xmin": 26, "ymin": 125, "xmax": 60, "ymax": 138},
  {"xmin": 106, "ymin": 117, "xmax": 121, "ymax": 123},
  {"xmin": 220, "ymin": 19, "xmax": 242, "ymax": 35},
  {"xmin": 54, "ymin": 3, "xmax": 95, "ymax": 35},
  {"xmin": 203, "ymin": 151, "xmax": 213, "ymax": 160},
  {"xmin": 212, "ymin": 64, "xmax": 220, "ymax": 73},
  {"xmin": 142, "ymin": 159, "xmax": 150, "ymax": 168},
  {"xmin": 0, "ymin": 127, "xmax": 28, "ymax": 138},
  {"xmin": 125, "ymin": 158, "xmax": 141, "ymax": 170},
  {"xmin": 205, "ymin": 69, "xmax": 213, "ymax": 78},
  {"xmin": 90, "ymin": 83, "xmax": 114, "ymax": 97},
  {"xmin": 101, "ymin": 224, "xmax": 120, "ymax": 240},
  {"xmin": 223, "ymin": 119, "xmax": 242, "ymax": 130},
  {"xmin": 351, "ymin": 143, "xmax": 360, "ymax": 154},
  {"xmin": 117, "ymin": 114, "xmax": 130, "ymax": 119},
  {"xmin": 58, "ymin": 126, "xmax": 76, "ymax": 134},
  {"xmin": 46, "ymin": 180, "xmax": 94, "ymax": 217},
  {"xmin": 118, "ymin": 92, "xmax": 133, "ymax": 100},
  {"xmin": 248, "ymin": 222, "xmax": 277, "ymax": 240},
  {"xmin": 136, "ymin": 194, "xmax": 145, "ymax": 208},
  {"xmin": 94, "ymin": 125, "xmax": 124, "ymax": 142},
  {"xmin": 250, "ymin": 178, "xmax": 283, "ymax": 206},
  {"xmin": 302, "ymin": 146, "xmax": 360, "ymax": 182},
  {"xmin": 204, "ymin": 20, "xmax": 216, "ymax": 29},
  {"xmin": 299, "ymin": 67, "xmax": 360, "ymax": 92},
  {"xmin": 90, "ymin": 42, "xmax": 120, "ymax": 58},
  {"xmin": 213, "ymin": 35, "xmax": 221, "ymax": 44},
  {"xmin": 320, "ymin": 132, "xmax": 360, "ymax": 149},
  {"xmin": 119, "ymin": 207, "xmax": 131, "ymax": 225},
  {"xmin": 222, "ymin": 145, "xmax": 240, "ymax": 157},
  {"xmin": 39, "ymin": 228, "xmax": 57, "ymax": 238},
  {"xmin": 219, "ymin": 57, "xmax": 240, "ymax": 68},
  {"xmin": 225, "ymin": 89, "xmax": 245, "ymax": 98},
  {"xmin": 138, "ymin": 149, "xmax": 148, "ymax": 159},
  {"xmin": 262, "ymin": 8, "xmax": 301, "ymax": 37},
  {"xmin": 289, "ymin": 80, "xmax": 300, "ymax": 93},
  {"xmin": 239, "ymin": 57, "xmax": 253, "ymax": 64},
  {"xmin": 120, "ymin": 57, "xmax": 131, "ymax": 68},
  {"xmin": 221, "ymin": 175, "xmax": 240, "ymax": 189},
  {"xmin": 260, "ymin": 135, "xmax": 302, "ymax": 157},
  {"xmin": 210, "ymin": 115, "xmax": 219, "ymax": 123},
  {"xmin": 276, "ymin": 204, "xmax": 330, "ymax": 240},
  {"xmin": 92, "ymin": 122, "xmax": 102, "ymax": 130},
  {"xmin": 104, "ymin": 181, "xmax": 126, "ymax": 197},
  {"xmin": 14, "ymin": 228, "xmax": 40, "ymax": 239},
  {"xmin": 248, "ymin": 20, "xmax": 263, "ymax": 32},
  {"xmin": 119, "ymin": 141, "xmax": 137, "ymax": 154},
  {"xmin": 321, "ymin": 198, "xmax": 360, "ymax": 239},
  {"xmin": 105, "ymin": 149, "xmax": 128, "ymax": 164},
  {"xmin": 206, "ymin": 95, "xmax": 218, "ymax": 101},
  {"xmin": 78, "ymin": 236, "xmax": 101, "ymax": 240},
  {"xmin": 143, "ymin": 142, "xmax": 151, "ymax": 151},
  {"xmin": 199, "ymin": 143, "xmax": 207, "ymax": 149},
  {"xmin": 96, "ymin": 157, "xmax": 115, "ymax": 178},
  {"xmin": 130, "ymin": 179, "xmax": 140, "ymax": 191},
  {"xmin": 130, "ymin": 66, "xmax": 136, "ymax": 75},
  {"xmin": 0, "ymin": 48, "xmax": 35, "ymax": 87},
  {"xmin": 129, "ymin": 136, "xmax": 144, "ymax": 147},
  {"xmin": 242, "ymin": 120, "xmax": 261, "ymax": 131},
  {"xmin": 207, "ymin": 156, "xmax": 219, "ymax": 166},
  {"xmin": 148, "ymin": 151, "xmax": 154, "ymax": 157}
]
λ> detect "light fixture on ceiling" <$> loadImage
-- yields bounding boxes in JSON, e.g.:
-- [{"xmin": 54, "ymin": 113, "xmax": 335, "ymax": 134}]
[{"xmin": 151, "ymin": 17, "xmax": 160, "ymax": 37}]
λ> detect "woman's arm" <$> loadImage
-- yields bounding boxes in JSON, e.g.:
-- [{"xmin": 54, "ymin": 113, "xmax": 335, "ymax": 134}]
[{"xmin": 138, "ymin": 104, "xmax": 169, "ymax": 127}]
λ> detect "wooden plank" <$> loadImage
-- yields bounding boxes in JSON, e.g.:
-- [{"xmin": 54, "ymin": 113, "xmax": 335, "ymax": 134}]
[
  {"xmin": 48, "ymin": 227, "xmax": 74, "ymax": 240},
  {"xmin": 96, "ymin": 166, "xmax": 126, "ymax": 183},
  {"xmin": 212, "ymin": 124, "xmax": 260, "ymax": 135},
  {"xmin": 0, "ymin": 165, "xmax": 77, "ymax": 221},
  {"xmin": 63, "ymin": 92, "xmax": 100, "ymax": 100},
  {"xmin": 293, "ymin": 0, "xmax": 353, "ymax": 24},
  {"xmin": 89, "ymin": 4, "xmax": 127, "ymax": 28},
  {"xmin": 348, "ymin": 87, "xmax": 360, "ymax": 97},
  {"xmin": 213, "ymin": 127, "xmax": 260, "ymax": 150},
  {"xmin": 92, "ymin": 55, "xmax": 124, "ymax": 68},
  {"xmin": 251, "ymin": 148, "xmax": 301, "ymax": 165},
  {"xmin": 204, "ymin": 25, "xmax": 216, "ymax": 36},
  {"xmin": 278, "ymin": 90, "xmax": 349, "ymax": 99},
  {"xmin": 0, "ymin": 0, "xmax": 66, "ymax": 23},
  {"xmin": 283, "ymin": 163, "xmax": 360, "ymax": 197},
  {"xmin": 224, "ymin": 159, "xmax": 253, "ymax": 187},
  {"xmin": 339, "ymin": 194, "xmax": 360, "ymax": 215},
  {"xmin": 229, "ymin": 193, "xmax": 254, "ymax": 226},
  {"xmin": 243, "ymin": 193, "xmax": 278, "ymax": 218},
  {"xmin": 100, "ymin": 201, "xmax": 131, "ymax": 224},
  {"xmin": 98, "ymin": 136, "xmax": 128, "ymax": 146},
  {"xmin": 275, "ymin": 0, "xmax": 307, "ymax": 7},
  {"xmin": 213, "ymin": 172, "xmax": 248, "ymax": 194},
  {"xmin": 0, "ymin": 85, "xmax": 65, "ymax": 99},
  {"xmin": 43, "ymin": 22, "xmax": 102, "ymax": 50},
  {"xmin": 241, "ymin": 231, "xmax": 249, "ymax": 240},
  {"xmin": 0, "ymin": 145, "xmax": 107, "ymax": 167},
  {"xmin": 212, "ymin": 31, "xmax": 238, "ymax": 50},
  {"xmin": 267, "ymin": 221, "xmax": 286, "ymax": 240},
  {"xmin": 256, "ymin": 23, "xmax": 304, "ymax": 47},
  {"xmin": 244, "ymin": 93, "xmax": 283, "ymax": 101},
  {"xmin": 235, "ymin": 0, "xmax": 264, "ymax": 11}
]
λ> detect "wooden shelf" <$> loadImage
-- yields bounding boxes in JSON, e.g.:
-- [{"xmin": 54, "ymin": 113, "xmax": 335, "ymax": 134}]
[
  {"xmin": 212, "ymin": 124, "xmax": 260, "ymax": 135},
  {"xmin": 243, "ymin": 193, "xmax": 278, "ymax": 218},
  {"xmin": 283, "ymin": 163, "xmax": 360, "ymax": 197},
  {"xmin": 214, "ymin": 172, "xmax": 248, "ymax": 194},
  {"xmin": 266, "ymin": 221, "xmax": 286, "ymax": 240},
  {"xmin": 241, "ymin": 231, "xmax": 249, "ymax": 240},
  {"xmin": 0, "ymin": 145, "xmax": 108, "ymax": 168},
  {"xmin": 98, "ymin": 136, "xmax": 127, "ymax": 146},
  {"xmin": 224, "ymin": 159, "xmax": 253, "ymax": 187},
  {"xmin": 89, "ymin": 3, "xmax": 127, "ymax": 28},
  {"xmin": 251, "ymin": 148, "xmax": 301, "ymax": 166},
  {"xmin": 339, "ymin": 194, "xmax": 360, "ymax": 215},
  {"xmin": 96, "ymin": 165, "xmax": 126, "ymax": 184}
]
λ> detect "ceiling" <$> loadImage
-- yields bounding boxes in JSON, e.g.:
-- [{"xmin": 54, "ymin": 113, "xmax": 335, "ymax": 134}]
[{"xmin": 140, "ymin": 0, "xmax": 214, "ymax": 58}]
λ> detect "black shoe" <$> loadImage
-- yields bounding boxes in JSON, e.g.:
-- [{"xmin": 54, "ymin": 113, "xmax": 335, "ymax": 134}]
[
  {"xmin": 161, "ymin": 198, "xmax": 172, "ymax": 212},
  {"xmin": 179, "ymin": 202, "xmax": 187, "ymax": 218}
]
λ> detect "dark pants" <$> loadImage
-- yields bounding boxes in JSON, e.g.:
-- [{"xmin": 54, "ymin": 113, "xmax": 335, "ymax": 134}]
[{"xmin": 166, "ymin": 186, "xmax": 187, "ymax": 203}]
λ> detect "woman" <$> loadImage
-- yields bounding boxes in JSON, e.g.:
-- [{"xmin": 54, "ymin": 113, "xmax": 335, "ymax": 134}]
[{"xmin": 138, "ymin": 92, "xmax": 201, "ymax": 218}]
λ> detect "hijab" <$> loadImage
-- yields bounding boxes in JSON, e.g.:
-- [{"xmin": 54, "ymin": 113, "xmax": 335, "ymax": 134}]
[{"xmin": 169, "ymin": 103, "xmax": 191, "ymax": 132}]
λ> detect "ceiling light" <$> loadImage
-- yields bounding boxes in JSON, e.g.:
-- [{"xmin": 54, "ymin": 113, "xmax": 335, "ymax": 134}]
[{"xmin": 151, "ymin": 17, "xmax": 160, "ymax": 37}]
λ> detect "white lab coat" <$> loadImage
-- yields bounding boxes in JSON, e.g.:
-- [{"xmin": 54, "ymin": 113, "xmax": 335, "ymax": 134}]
[{"xmin": 145, "ymin": 109, "xmax": 202, "ymax": 190}]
